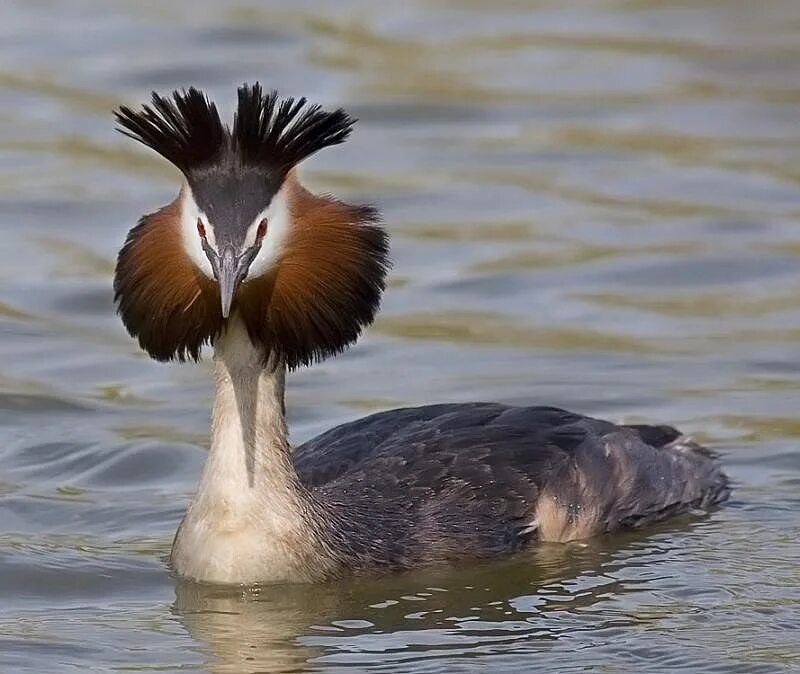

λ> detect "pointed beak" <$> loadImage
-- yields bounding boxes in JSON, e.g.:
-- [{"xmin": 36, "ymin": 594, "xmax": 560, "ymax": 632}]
[
  {"xmin": 218, "ymin": 247, "xmax": 245, "ymax": 319},
  {"xmin": 202, "ymin": 239, "xmax": 263, "ymax": 319}
]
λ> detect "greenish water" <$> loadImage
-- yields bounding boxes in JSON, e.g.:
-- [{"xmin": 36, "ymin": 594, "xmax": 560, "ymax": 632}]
[{"xmin": 1, "ymin": 1, "xmax": 799, "ymax": 672}]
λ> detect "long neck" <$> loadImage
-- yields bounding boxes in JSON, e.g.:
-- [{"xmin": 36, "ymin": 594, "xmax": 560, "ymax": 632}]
[
  {"xmin": 206, "ymin": 318, "xmax": 290, "ymax": 493},
  {"xmin": 172, "ymin": 315, "xmax": 335, "ymax": 584},
  {"xmin": 201, "ymin": 315, "xmax": 294, "ymax": 499}
]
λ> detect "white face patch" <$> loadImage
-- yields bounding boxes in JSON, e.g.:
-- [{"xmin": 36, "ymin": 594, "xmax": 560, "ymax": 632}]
[
  {"xmin": 180, "ymin": 185, "xmax": 216, "ymax": 279},
  {"xmin": 244, "ymin": 181, "xmax": 292, "ymax": 281},
  {"xmin": 179, "ymin": 180, "xmax": 293, "ymax": 282}
]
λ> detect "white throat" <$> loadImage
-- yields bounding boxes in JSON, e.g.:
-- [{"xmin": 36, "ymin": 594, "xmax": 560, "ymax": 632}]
[{"xmin": 170, "ymin": 315, "xmax": 323, "ymax": 584}]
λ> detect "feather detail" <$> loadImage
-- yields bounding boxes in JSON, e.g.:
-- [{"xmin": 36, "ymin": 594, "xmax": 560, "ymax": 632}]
[
  {"xmin": 115, "ymin": 88, "xmax": 227, "ymax": 173},
  {"xmin": 233, "ymin": 83, "xmax": 354, "ymax": 173},
  {"xmin": 237, "ymin": 176, "xmax": 390, "ymax": 369},
  {"xmin": 114, "ymin": 83, "xmax": 353, "ymax": 178},
  {"xmin": 114, "ymin": 198, "xmax": 222, "ymax": 361}
]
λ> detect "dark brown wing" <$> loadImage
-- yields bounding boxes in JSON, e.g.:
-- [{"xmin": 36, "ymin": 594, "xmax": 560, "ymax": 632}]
[
  {"xmin": 291, "ymin": 403, "xmax": 729, "ymax": 570},
  {"xmin": 293, "ymin": 404, "xmax": 603, "ymax": 564},
  {"xmin": 293, "ymin": 403, "xmax": 612, "ymax": 488}
]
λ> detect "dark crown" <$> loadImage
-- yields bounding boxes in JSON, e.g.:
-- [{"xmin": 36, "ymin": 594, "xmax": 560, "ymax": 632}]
[{"xmin": 114, "ymin": 83, "xmax": 355, "ymax": 175}]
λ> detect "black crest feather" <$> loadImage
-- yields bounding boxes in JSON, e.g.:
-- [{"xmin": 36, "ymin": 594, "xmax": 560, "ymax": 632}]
[
  {"xmin": 114, "ymin": 83, "xmax": 354, "ymax": 176},
  {"xmin": 233, "ymin": 83, "xmax": 355, "ymax": 173},
  {"xmin": 115, "ymin": 88, "xmax": 227, "ymax": 173}
]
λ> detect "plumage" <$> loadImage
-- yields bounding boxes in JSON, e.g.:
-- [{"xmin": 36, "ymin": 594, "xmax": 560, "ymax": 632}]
[
  {"xmin": 113, "ymin": 84, "xmax": 730, "ymax": 585},
  {"xmin": 115, "ymin": 87, "xmax": 227, "ymax": 174},
  {"xmin": 232, "ymin": 83, "xmax": 355, "ymax": 173},
  {"xmin": 115, "ymin": 83, "xmax": 354, "ymax": 180},
  {"xmin": 114, "ymin": 196, "xmax": 223, "ymax": 361},
  {"xmin": 236, "ymin": 182, "xmax": 390, "ymax": 368},
  {"xmin": 114, "ymin": 85, "xmax": 388, "ymax": 367},
  {"xmin": 294, "ymin": 403, "xmax": 729, "ymax": 571}
]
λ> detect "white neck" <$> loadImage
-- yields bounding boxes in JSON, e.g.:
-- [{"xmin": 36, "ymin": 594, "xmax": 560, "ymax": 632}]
[
  {"xmin": 170, "ymin": 316, "xmax": 326, "ymax": 584},
  {"xmin": 205, "ymin": 317, "xmax": 290, "ymax": 496}
]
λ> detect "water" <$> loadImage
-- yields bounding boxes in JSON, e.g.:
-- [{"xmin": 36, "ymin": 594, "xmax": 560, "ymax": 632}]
[{"xmin": 1, "ymin": 1, "xmax": 799, "ymax": 672}]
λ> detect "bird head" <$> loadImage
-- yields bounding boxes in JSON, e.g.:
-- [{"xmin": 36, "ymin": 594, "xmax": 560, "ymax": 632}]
[{"xmin": 113, "ymin": 84, "xmax": 390, "ymax": 368}]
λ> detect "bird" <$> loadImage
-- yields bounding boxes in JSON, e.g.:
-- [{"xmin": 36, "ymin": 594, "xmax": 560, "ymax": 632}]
[{"xmin": 113, "ymin": 84, "xmax": 730, "ymax": 585}]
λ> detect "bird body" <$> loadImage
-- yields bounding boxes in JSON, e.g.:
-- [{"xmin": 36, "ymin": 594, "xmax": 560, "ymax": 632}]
[{"xmin": 114, "ymin": 85, "xmax": 729, "ymax": 585}]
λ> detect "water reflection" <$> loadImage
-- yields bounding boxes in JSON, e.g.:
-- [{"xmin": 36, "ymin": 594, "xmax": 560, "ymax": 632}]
[
  {"xmin": 174, "ymin": 582, "xmax": 331, "ymax": 673},
  {"xmin": 172, "ymin": 527, "xmax": 689, "ymax": 672}
]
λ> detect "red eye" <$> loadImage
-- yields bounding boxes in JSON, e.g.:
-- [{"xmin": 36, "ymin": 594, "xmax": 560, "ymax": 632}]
[
  {"xmin": 256, "ymin": 219, "xmax": 268, "ymax": 239},
  {"xmin": 196, "ymin": 219, "xmax": 206, "ymax": 238}
]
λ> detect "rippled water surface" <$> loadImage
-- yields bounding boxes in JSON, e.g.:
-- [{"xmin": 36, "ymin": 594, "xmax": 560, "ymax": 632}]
[{"xmin": 1, "ymin": 1, "xmax": 799, "ymax": 672}]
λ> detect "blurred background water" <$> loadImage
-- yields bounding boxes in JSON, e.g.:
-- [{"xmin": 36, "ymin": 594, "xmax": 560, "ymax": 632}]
[{"xmin": 0, "ymin": 1, "xmax": 799, "ymax": 672}]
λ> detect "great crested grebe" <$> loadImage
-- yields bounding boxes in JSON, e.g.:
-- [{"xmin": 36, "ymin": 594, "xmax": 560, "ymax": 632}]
[{"xmin": 114, "ymin": 84, "xmax": 730, "ymax": 585}]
